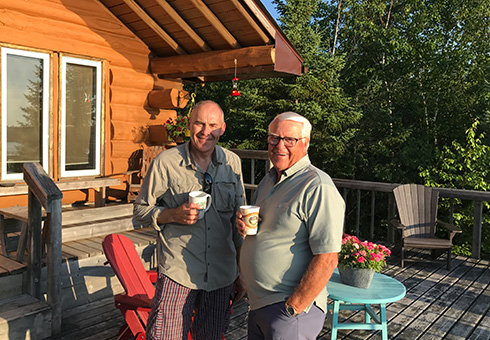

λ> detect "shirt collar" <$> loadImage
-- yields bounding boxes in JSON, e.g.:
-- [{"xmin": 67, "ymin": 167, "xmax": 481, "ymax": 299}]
[
  {"xmin": 269, "ymin": 154, "xmax": 311, "ymax": 183},
  {"xmin": 182, "ymin": 142, "xmax": 223, "ymax": 170}
]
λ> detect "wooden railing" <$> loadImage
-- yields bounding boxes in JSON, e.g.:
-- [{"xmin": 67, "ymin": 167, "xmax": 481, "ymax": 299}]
[
  {"xmin": 231, "ymin": 149, "xmax": 490, "ymax": 259},
  {"xmin": 23, "ymin": 163, "xmax": 62, "ymax": 335}
]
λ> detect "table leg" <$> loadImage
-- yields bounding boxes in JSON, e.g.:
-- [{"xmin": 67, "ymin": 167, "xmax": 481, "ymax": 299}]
[
  {"xmin": 330, "ymin": 301, "xmax": 340, "ymax": 340},
  {"xmin": 380, "ymin": 303, "xmax": 388, "ymax": 340},
  {"xmin": 365, "ymin": 304, "xmax": 371, "ymax": 323}
]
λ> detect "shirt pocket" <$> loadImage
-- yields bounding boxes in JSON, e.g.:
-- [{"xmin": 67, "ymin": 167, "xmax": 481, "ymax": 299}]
[{"xmin": 214, "ymin": 181, "xmax": 236, "ymax": 212}]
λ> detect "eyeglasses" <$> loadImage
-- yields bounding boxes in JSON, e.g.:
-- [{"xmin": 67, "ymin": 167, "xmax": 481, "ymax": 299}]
[
  {"xmin": 203, "ymin": 172, "xmax": 213, "ymax": 194},
  {"xmin": 267, "ymin": 134, "xmax": 305, "ymax": 148}
]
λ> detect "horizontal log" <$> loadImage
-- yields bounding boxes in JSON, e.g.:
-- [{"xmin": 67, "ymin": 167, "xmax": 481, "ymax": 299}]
[
  {"xmin": 0, "ymin": 10, "xmax": 149, "ymax": 70},
  {"xmin": 111, "ymin": 121, "xmax": 141, "ymax": 141},
  {"xmin": 109, "ymin": 104, "xmax": 175, "ymax": 123},
  {"xmin": 148, "ymin": 88, "xmax": 189, "ymax": 109},
  {"xmin": 150, "ymin": 45, "xmax": 275, "ymax": 75},
  {"xmin": 110, "ymin": 141, "xmax": 142, "ymax": 160},
  {"xmin": 1, "ymin": 1, "xmax": 149, "ymax": 54},
  {"xmin": 109, "ymin": 66, "xmax": 154, "ymax": 90},
  {"xmin": 111, "ymin": 159, "xmax": 139, "ymax": 175},
  {"xmin": 109, "ymin": 86, "xmax": 149, "ymax": 106}
]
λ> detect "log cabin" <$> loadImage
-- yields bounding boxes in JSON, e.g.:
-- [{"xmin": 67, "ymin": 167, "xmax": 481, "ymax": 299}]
[
  {"xmin": 0, "ymin": 1, "xmax": 305, "ymax": 338},
  {"xmin": 0, "ymin": 0, "xmax": 304, "ymax": 207}
]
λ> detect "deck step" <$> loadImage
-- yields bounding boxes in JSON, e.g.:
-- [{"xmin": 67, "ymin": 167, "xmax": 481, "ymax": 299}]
[{"xmin": 0, "ymin": 294, "xmax": 51, "ymax": 340}]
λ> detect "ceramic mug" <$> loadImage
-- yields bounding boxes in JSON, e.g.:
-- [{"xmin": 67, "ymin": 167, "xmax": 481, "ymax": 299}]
[{"xmin": 189, "ymin": 191, "xmax": 212, "ymax": 219}]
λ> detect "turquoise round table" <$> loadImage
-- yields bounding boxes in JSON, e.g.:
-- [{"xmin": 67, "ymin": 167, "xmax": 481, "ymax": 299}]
[{"xmin": 327, "ymin": 269, "xmax": 406, "ymax": 340}]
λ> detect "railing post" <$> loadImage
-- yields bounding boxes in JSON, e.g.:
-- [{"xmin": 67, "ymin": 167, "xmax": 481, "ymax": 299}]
[
  {"xmin": 388, "ymin": 193, "xmax": 395, "ymax": 244},
  {"xmin": 356, "ymin": 189, "xmax": 361, "ymax": 236},
  {"xmin": 24, "ymin": 163, "xmax": 63, "ymax": 336},
  {"xmin": 46, "ymin": 199, "xmax": 62, "ymax": 334},
  {"xmin": 472, "ymin": 201, "xmax": 482, "ymax": 259},
  {"xmin": 27, "ymin": 190, "xmax": 42, "ymax": 299},
  {"xmin": 370, "ymin": 191, "xmax": 375, "ymax": 239}
]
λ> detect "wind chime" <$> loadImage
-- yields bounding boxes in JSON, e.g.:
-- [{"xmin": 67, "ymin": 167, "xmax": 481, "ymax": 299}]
[{"xmin": 231, "ymin": 58, "xmax": 240, "ymax": 96}]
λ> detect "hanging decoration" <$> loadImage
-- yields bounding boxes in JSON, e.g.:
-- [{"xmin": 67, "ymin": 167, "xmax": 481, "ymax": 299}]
[{"xmin": 231, "ymin": 58, "xmax": 240, "ymax": 97}]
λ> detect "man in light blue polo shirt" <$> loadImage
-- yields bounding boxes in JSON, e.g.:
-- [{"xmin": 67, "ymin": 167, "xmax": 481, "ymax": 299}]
[{"xmin": 238, "ymin": 112, "xmax": 345, "ymax": 340}]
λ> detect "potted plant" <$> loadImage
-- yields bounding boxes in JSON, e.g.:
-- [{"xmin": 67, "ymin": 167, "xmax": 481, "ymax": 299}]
[
  {"xmin": 338, "ymin": 235, "xmax": 391, "ymax": 288},
  {"xmin": 164, "ymin": 115, "xmax": 190, "ymax": 143}
]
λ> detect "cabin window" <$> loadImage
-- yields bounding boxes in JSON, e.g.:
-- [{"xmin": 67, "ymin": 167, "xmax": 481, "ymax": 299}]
[
  {"xmin": 60, "ymin": 57, "xmax": 102, "ymax": 177},
  {"xmin": 1, "ymin": 48, "xmax": 50, "ymax": 180}
]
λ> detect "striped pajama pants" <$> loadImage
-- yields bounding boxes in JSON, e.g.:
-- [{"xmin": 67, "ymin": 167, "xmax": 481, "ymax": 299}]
[{"xmin": 146, "ymin": 274, "xmax": 232, "ymax": 340}]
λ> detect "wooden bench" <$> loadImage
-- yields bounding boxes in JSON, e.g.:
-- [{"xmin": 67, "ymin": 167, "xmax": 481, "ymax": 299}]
[
  {"xmin": 0, "ymin": 177, "xmax": 121, "ymax": 260},
  {"xmin": 0, "ymin": 177, "xmax": 120, "ymax": 207},
  {"xmin": 0, "ymin": 203, "xmax": 134, "ymax": 261}
]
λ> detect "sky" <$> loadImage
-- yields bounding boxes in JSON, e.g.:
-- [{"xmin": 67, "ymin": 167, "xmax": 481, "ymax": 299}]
[{"xmin": 261, "ymin": 0, "xmax": 280, "ymax": 21}]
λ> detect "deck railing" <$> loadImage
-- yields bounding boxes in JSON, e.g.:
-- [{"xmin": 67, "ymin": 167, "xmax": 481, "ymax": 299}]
[
  {"xmin": 230, "ymin": 149, "xmax": 490, "ymax": 259},
  {"xmin": 23, "ymin": 163, "xmax": 62, "ymax": 335}
]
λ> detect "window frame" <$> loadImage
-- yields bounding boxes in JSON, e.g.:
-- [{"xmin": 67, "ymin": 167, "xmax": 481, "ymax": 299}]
[
  {"xmin": 59, "ymin": 56, "xmax": 102, "ymax": 178},
  {"xmin": 0, "ymin": 47, "xmax": 50, "ymax": 181}
]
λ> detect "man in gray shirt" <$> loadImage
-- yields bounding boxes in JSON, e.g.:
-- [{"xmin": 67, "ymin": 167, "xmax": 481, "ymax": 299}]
[
  {"xmin": 134, "ymin": 100, "xmax": 245, "ymax": 340},
  {"xmin": 237, "ymin": 112, "xmax": 344, "ymax": 340}
]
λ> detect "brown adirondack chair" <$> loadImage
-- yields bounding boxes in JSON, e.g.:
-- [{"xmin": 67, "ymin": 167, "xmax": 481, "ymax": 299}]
[
  {"xmin": 390, "ymin": 184, "xmax": 462, "ymax": 270},
  {"xmin": 127, "ymin": 145, "xmax": 166, "ymax": 201}
]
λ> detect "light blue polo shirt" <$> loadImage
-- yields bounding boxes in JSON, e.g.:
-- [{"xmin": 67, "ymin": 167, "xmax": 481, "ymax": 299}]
[{"xmin": 240, "ymin": 155, "xmax": 344, "ymax": 312}]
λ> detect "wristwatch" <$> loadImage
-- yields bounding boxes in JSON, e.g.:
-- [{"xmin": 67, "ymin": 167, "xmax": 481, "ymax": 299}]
[{"xmin": 285, "ymin": 303, "xmax": 300, "ymax": 317}]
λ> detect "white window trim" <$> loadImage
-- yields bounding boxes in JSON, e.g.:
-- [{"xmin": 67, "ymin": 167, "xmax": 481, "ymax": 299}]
[
  {"xmin": 60, "ymin": 57, "xmax": 102, "ymax": 178},
  {"xmin": 1, "ymin": 47, "xmax": 50, "ymax": 180}
]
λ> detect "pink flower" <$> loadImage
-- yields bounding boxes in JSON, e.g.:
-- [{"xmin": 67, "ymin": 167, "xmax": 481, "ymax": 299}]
[
  {"xmin": 177, "ymin": 126, "xmax": 182, "ymax": 132},
  {"xmin": 357, "ymin": 256, "xmax": 365, "ymax": 263}
]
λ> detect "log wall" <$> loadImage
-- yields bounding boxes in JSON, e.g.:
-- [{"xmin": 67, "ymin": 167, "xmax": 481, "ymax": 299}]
[{"xmin": 0, "ymin": 0, "xmax": 182, "ymax": 204}]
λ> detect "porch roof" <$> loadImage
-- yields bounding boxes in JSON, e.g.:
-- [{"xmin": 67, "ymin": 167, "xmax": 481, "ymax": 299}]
[{"xmin": 99, "ymin": 0, "xmax": 305, "ymax": 83}]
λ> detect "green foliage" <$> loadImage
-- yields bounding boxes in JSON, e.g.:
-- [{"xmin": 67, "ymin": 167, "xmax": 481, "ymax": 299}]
[{"xmin": 419, "ymin": 119, "xmax": 490, "ymax": 255}]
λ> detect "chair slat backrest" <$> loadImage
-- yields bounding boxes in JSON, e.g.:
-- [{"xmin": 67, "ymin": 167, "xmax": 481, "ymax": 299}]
[
  {"xmin": 102, "ymin": 234, "xmax": 155, "ymax": 300},
  {"xmin": 393, "ymin": 184, "xmax": 439, "ymax": 238},
  {"xmin": 141, "ymin": 146, "xmax": 166, "ymax": 179}
]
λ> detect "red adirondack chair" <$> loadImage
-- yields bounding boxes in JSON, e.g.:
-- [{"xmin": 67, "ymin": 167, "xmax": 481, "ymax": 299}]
[
  {"xmin": 103, "ymin": 234, "xmax": 156, "ymax": 340},
  {"xmin": 103, "ymin": 234, "xmax": 227, "ymax": 340}
]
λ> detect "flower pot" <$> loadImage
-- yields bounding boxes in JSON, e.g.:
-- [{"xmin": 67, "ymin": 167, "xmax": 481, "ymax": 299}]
[{"xmin": 338, "ymin": 265, "xmax": 375, "ymax": 289}]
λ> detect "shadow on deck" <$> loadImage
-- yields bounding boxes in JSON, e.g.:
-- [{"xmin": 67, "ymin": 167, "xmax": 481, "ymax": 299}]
[{"xmin": 48, "ymin": 239, "xmax": 490, "ymax": 340}]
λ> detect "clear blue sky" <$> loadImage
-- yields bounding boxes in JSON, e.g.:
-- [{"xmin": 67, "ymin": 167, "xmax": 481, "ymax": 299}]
[{"xmin": 261, "ymin": 0, "xmax": 279, "ymax": 21}]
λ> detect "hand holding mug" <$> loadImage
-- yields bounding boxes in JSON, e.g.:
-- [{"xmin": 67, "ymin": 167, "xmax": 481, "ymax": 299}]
[{"xmin": 189, "ymin": 191, "xmax": 212, "ymax": 219}]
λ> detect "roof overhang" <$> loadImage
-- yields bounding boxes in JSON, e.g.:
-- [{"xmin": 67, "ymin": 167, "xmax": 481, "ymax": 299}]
[{"xmin": 99, "ymin": 0, "xmax": 305, "ymax": 82}]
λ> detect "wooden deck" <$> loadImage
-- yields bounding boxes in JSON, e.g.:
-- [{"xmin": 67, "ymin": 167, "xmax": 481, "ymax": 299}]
[{"xmin": 49, "ymin": 244, "xmax": 490, "ymax": 340}]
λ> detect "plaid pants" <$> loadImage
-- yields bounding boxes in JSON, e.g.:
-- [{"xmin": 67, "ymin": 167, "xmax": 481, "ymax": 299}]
[{"xmin": 146, "ymin": 274, "xmax": 232, "ymax": 340}]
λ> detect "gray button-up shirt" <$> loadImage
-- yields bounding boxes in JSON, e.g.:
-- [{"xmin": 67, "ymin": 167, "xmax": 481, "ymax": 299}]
[{"xmin": 133, "ymin": 143, "xmax": 245, "ymax": 291}]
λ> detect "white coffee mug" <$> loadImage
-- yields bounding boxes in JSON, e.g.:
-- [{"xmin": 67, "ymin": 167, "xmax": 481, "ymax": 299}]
[{"xmin": 189, "ymin": 191, "xmax": 212, "ymax": 219}]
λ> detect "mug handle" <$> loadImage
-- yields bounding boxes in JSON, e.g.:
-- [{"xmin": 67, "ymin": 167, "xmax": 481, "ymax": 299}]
[{"xmin": 202, "ymin": 194, "xmax": 212, "ymax": 212}]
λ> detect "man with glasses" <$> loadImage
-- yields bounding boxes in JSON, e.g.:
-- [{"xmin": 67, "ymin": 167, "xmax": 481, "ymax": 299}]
[
  {"xmin": 237, "ymin": 112, "xmax": 345, "ymax": 340},
  {"xmin": 134, "ymin": 100, "xmax": 245, "ymax": 340}
]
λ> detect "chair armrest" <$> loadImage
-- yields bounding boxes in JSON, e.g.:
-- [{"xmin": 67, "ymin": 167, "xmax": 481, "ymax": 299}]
[
  {"xmin": 115, "ymin": 293, "xmax": 152, "ymax": 309},
  {"xmin": 389, "ymin": 218, "xmax": 406, "ymax": 230},
  {"xmin": 147, "ymin": 270, "xmax": 158, "ymax": 283},
  {"xmin": 437, "ymin": 220, "xmax": 462, "ymax": 233}
]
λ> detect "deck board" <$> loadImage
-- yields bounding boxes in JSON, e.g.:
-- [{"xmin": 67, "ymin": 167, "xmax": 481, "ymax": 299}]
[{"xmin": 46, "ymin": 232, "xmax": 490, "ymax": 340}]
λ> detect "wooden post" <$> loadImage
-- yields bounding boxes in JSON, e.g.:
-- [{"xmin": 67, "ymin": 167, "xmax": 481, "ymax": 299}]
[
  {"xmin": 356, "ymin": 189, "xmax": 361, "ymax": 237},
  {"xmin": 370, "ymin": 190, "xmax": 376, "ymax": 240},
  {"xmin": 27, "ymin": 189, "xmax": 42, "ymax": 299},
  {"xmin": 388, "ymin": 194, "xmax": 395, "ymax": 244},
  {"xmin": 472, "ymin": 201, "xmax": 482, "ymax": 259},
  {"xmin": 24, "ymin": 163, "xmax": 63, "ymax": 336},
  {"xmin": 46, "ymin": 199, "xmax": 63, "ymax": 334}
]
